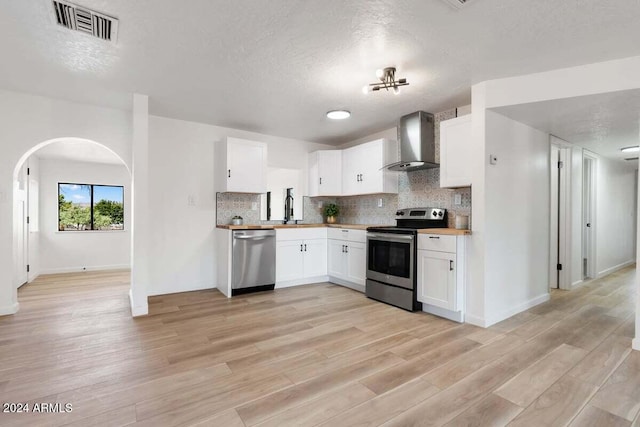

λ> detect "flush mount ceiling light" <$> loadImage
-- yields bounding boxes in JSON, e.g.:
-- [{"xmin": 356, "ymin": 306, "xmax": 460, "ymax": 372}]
[
  {"xmin": 326, "ymin": 110, "xmax": 351, "ymax": 120},
  {"xmin": 362, "ymin": 67, "xmax": 409, "ymax": 95},
  {"xmin": 621, "ymin": 146, "xmax": 640, "ymax": 153}
]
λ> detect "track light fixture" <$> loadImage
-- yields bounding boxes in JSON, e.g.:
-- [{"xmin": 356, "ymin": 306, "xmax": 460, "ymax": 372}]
[{"xmin": 362, "ymin": 67, "xmax": 409, "ymax": 95}]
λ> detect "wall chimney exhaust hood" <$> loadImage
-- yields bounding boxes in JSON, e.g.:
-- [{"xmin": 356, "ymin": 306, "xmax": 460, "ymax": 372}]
[{"xmin": 385, "ymin": 111, "xmax": 437, "ymax": 172}]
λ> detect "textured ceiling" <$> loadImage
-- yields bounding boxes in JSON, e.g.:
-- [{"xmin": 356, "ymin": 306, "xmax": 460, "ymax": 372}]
[
  {"xmin": 2, "ymin": 0, "xmax": 640, "ymax": 144},
  {"xmin": 493, "ymin": 89, "xmax": 640, "ymax": 167}
]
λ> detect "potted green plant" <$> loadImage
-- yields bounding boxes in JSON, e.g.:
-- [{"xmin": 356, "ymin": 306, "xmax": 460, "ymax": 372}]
[{"xmin": 323, "ymin": 203, "xmax": 339, "ymax": 224}]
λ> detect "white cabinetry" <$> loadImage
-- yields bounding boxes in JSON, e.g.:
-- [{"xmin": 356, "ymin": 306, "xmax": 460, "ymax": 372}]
[
  {"xmin": 327, "ymin": 228, "xmax": 366, "ymax": 292},
  {"xmin": 276, "ymin": 228, "xmax": 328, "ymax": 287},
  {"xmin": 417, "ymin": 234, "xmax": 466, "ymax": 322},
  {"xmin": 308, "ymin": 151, "xmax": 342, "ymax": 196},
  {"xmin": 342, "ymin": 139, "xmax": 398, "ymax": 196},
  {"xmin": 215, "ymin": 137, "xmax": 267, "ymax": 193},
  {"xmin": 439, "ymin": 115, "xmax": 472, "ymax": 188}
]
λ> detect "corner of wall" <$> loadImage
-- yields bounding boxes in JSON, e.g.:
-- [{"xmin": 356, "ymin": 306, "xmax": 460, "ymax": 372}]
[{"xmin": 129, "ymin": 288, "xmax": 148, "ymax": 317}]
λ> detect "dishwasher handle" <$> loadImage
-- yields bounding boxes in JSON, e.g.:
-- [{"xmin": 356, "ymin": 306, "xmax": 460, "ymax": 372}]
[{"xmin": 234, "ymin": 235, "xmax": 270, "ymax": 241}]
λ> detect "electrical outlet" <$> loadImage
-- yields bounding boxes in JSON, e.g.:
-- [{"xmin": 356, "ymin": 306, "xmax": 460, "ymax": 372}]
[
  {"xmin": 454, "ymin": 194, "xmax": 462, "ymax": 205},
  {"xmin": 378, "ymin": 198, "xmax": 383, "ymax": 207},
  {"xmin": 317, "ymin": 202, "xmax": 323, "ymax": 209}
]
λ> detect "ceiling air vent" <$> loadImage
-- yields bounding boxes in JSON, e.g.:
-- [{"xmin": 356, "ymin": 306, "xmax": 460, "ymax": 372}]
[
  {"xmin": 51, "ymin": 0, "xmax": 118, "ymax": 44},
  {"xmin": 441, "ymin": 0, "xmax": 472, "ymax": 9},
  {"xmin": 625, "ymin": 157, "xmax": 639, "ymax": 161}
]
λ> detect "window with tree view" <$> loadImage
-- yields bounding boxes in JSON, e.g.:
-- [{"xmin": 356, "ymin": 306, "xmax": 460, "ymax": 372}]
[{"xmin": 58, "ymin": 183, "xmax": 124, "ymax": 231}]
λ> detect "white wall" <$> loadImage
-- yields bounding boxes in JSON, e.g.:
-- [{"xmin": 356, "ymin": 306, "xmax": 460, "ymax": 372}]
[
  {"xmin": 27, "ymin": 156, "xmax": 40, "ymax": 282},
  {"xmin": 38, "ymin": 158, "xmax": 131, "ymax": 274},
  {"xmin": 595, "ymin": 155, "xmax": 637, "ymax": 277},
  {"xmin": 147, "ymin": 115, "xmax": 333, "ymax": 297},
  {"xmin": 0, "ymin": 89, "xmax": 132, "ymax": 315},
  {"xmin": 483, "ymin": 110, "xmax": 551, "ymax": 325}
]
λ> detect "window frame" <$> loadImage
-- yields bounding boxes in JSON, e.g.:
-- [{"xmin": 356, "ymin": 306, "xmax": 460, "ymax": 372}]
[{"xmin": 57, "ymin": 182, "xmax": 125, "ymax": 232}]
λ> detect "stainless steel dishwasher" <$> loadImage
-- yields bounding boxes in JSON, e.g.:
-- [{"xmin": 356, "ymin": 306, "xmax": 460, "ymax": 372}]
[{"xmin": 232, "ymin": 229, "xmax": 276, "ymax": 296}]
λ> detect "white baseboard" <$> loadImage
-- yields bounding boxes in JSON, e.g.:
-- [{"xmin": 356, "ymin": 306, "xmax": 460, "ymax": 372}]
[
  {"xmin": 633, "ymin": 338, "xmax": 640, "ymax": 352},
  {"xmin": 0, "ymin": 302, "xmax": 19, "ymax": 316},
  {"xmin": 40, "ymin": 264, "xmax": 131, "ymax": 275},
  {"xmin": 327, "ymin": 276, "xmax": 365, "ymax": 293},
  {"xmin": 464, "ymin": 313, "xmax": 488, "ymax": 328},
  {"xmin": 129, "ymin": 289, "xmax": 148, "ymax": 317},
  {"xmin": 147, "ymin": 283, "xmax": 216, "ymax": 297},
  {"xmin": 485, "ymin": 293, "xmax": 551, "ymax": 328},
  {"xmin": 571, "ymin": 279, "xmax": 584, "ymax": 289},
  {"xmin": 597, "ymin": 260, "xmax": 635, "ymax": 279},
  {"xmin": 276, "ymin": 275, "xmax": 329, "ymax": 289},
  {"xmin": 422, "ymin": 303, "xmax": 464, "ymax": 323}
]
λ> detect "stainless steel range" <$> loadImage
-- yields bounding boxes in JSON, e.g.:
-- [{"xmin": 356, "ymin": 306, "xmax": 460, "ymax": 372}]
[{"xmin": 366, "ymin": 208, "xmax": 447, "ymax": 311}]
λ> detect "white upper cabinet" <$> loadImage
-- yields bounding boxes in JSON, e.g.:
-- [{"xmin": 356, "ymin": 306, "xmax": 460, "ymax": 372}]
[
  {"xmin": 215, "ymin": 137, "xmax": 267, "ymax": 193},
  {"xmin": 439, "ymin": 115, "xmax": 472, "ymax": 188},
  {"xmin": 308, "ymin": 150, "xmax": 342, "ymax": 196},
  {"xmin": 342, "ymin": 139, "xmax": 398, "ymax": 196}
]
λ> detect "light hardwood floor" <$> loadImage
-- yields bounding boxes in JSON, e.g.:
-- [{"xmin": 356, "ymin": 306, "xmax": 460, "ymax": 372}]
[{"xmin": 0, "ymin": 267, "xmax": 637, "ymax": 426}]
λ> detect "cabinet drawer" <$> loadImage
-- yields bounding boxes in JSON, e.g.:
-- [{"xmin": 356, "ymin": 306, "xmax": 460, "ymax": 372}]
[
  {"xmin": 418, "ymin": 234, "xmax": 456, "ymax": 252},
  {"xmin": 276, "ymin": 227, "xmax": 327, "ymax": 241},
  {"xmin": 327, "ymin": 228, "xmax": 366, "ymax": 243}
]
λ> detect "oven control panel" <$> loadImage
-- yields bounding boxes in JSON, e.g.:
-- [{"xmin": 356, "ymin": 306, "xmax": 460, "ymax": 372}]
[{"xmin": 395, "ymin": 208, "xmax": 446, "ymax": 220}]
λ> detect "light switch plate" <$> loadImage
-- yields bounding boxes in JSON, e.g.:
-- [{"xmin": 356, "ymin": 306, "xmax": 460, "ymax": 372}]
[
  {"xmin": 454, "ymin": 194, "xmax": 462, "ymax": 205},
  {"xmin": 489, "ymin": 154, "xmax": 498, "ymax": 165},
  {"xmin": 378, "ymin": 198, "xmax": 383, "ymax": 207}
]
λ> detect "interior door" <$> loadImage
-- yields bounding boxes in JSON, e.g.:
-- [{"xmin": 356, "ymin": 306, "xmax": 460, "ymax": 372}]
[
  {"xmin": 583, "ymin": 155, "xmax": 594, "ymax": 279},
  {"xmin": 14, "ymin": 189, "xmax": 28, "ymax": 288},
  {"xmin": 549, "ymin": 145, "xmax": 560, "ymax": 289}
]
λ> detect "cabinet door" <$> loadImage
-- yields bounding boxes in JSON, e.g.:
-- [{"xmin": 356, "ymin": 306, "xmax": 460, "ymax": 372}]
[
  {"xmin": 276, "ymin": 240, "xmax": 305, "ymax": 282},
  {"xmin": 358, "ymin": 140, "xmax": 384, "ymax": 194},
  {"xmin": 417, "ymin": 250, "xmax": 456, "ymax": 310},
  {"xmin": 227, "ymin": 140, "xmax": 267, "ymax": 192},
  {"xmin": 345, "ymin": 241, "xmax": 366, "ymax": 286},
  {"xmin": 303, "ymin": 239, "xmax": 327, "ymax": 278},
  {"xmin": 327, "ymin": 239, "xmax": 347, "ymax": 279},
  {"xmin": 308, "ymin": 151, "xmax": 320, "ymax": 197},
  {"xmin": 341, "ymin": 146, "xmax": 360, "ymax": 196},
  {"xmin": 440, "ymin": 115, "xmax": 472, "ymax": 188},
  {"xmin": 318, "ymin": 151, "xmax": 342, "ymax": 196}
]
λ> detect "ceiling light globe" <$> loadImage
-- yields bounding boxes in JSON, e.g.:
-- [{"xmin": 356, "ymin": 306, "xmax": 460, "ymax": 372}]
[
  {"xmin": 393, "ymin": 86, "xmax": 400, "ymax": 95},
  {"xmin": 376, "ymin": 69, "xmax": 384, "ymax": 79},
  {"xmin": 326, "ymin": 110, "xmax": 351, "ymax": 120},
  {"xmin": 362, "ymin": 85, "xmax": 370, "ymax": 95}
]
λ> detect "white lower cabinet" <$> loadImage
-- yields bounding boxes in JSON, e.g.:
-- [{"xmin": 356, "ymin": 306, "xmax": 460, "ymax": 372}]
[
  {"xmin": 417, "ymin": 234, "xmax": 466, "ymax": 322},
  {"xmin": 327, "ymin": 228, "xmax": 366, "ymax": 291},
  {"xmin": 418, "ymin": 250, "xmax": 456, "ymax": 310},
  {"xmin": 275, "ymin": 228, "xmax": 328, "ymax": 286}
]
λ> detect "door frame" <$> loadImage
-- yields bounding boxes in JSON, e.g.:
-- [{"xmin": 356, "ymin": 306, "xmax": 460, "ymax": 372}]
[
  {"xmin": 582, "ymin": 151, "xmax": 598, "ymax": 280},
  {"xmin": 549, "ymin": 137, "xmax": 572, "ymax": 290}
]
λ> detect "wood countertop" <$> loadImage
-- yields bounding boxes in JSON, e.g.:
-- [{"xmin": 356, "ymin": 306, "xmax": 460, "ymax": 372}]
[
  {"xmin": 417, "ymin": 228, "xmax": 471, "ymax": 235},
  {"xmin": 216, "ymin": 223, "xmax": 389, "ymax": 230}
]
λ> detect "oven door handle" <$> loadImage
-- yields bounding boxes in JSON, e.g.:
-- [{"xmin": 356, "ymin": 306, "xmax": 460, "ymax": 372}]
[{"xmin": 367, "ymin": 233, "xmax": 414, "ymax": 241}]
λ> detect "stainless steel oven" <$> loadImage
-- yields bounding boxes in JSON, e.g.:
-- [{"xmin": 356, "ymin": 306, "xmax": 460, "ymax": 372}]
[
  {"xmin": 365, "ymin": 207, "xmax": 447, "ymax": 312},
  {"xmin": 366, "ymin": 232, "xmax": 414, "ymax": 290}
]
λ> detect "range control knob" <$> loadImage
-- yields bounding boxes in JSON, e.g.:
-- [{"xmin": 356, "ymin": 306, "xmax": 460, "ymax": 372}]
[
  {"xmin": 438, "ymin": 211, "xmax": 444, "ymax": 217},
  {"xmin": 432, "ymin": 211, "xmax": 438, "ymax": 217},
  {"xmin": 396, "ymin": 211, "xmax": 405, "ymax": 216}
]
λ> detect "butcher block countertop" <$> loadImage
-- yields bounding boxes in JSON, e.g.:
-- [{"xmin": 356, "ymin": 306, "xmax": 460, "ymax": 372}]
[
  {"xmin": 417, "ymin": 228, "xmax": 471, "ymax": 235},
  {"xmin": 216, "ymin": 223, "xmax": 387, "ymax": 230}
]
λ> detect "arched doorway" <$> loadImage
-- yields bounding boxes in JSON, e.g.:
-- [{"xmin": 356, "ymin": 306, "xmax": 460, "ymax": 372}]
[{"xmin": 11, "ymin": 137, "xmax": 134, "ymax": 313}]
